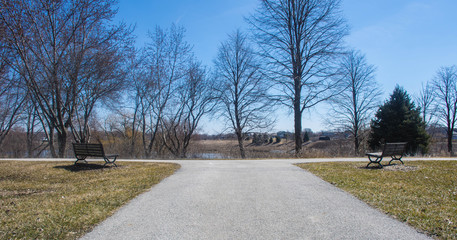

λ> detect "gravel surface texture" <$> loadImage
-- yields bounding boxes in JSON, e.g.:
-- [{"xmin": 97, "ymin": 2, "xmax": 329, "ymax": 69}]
[{"xmin": 79, "ymin": 159, "xmax": 430, "ymax": 240}]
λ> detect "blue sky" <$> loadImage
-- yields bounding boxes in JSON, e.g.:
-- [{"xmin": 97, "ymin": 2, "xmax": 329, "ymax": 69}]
[{"xmin": 115, "ymin": 0, "xmax": 457, "ymax": 134}]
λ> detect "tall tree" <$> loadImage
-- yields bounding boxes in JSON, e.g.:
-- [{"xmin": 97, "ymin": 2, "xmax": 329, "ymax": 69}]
[
  {"xmin": 138, "ymin": 24, "xmax": 193, "ymax": 158},
  {"xmin": 1, "ymin": 0, "xmax": 130, "ymax": 157},
  {"xmin": 68, "ymin": 23, "xmax": 133, "ymax": 144},
  {"xmin": 213, "ymin": 30, "xmax": 273, "ymax": 158},
  {"xmin": 124, "ymin": 49, "xmax": 144, "ymax": 158},
  {"xmin": 369, "ymin": 86, "xmax": 429, "ymax": 154},
  {"xmin": 248, "ymin": 0, "xmax": 348, "ymax": 154},
  {"xmin": 432, "ymin": 66, "xmax": 457, "ymax": 155},
  {"xmin": 0, "ymin": 15, "xmax": 26, "ymax": 150},
  {"xmin": 161, "ymin": 61, "xmax": 215, "ymax": 158},
  {"xmin": 22, "ymin": 99, "xmax": 48, "ymax": 157},
  {"xmin": 328, "ymin": 50, "xmax": 381, "ymax": 155}
]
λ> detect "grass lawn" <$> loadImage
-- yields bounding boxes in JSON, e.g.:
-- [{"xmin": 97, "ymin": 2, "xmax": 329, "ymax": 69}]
[
  {"xmin": 296, "ymin": 161, "xmax": 457, "ymax": 239},
  {"xmin": 0, "ymin": 161, "xmax": 180, "ymax": 239}
]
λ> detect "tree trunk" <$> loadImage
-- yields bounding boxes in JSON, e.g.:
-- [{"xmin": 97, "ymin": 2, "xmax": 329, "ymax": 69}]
[
  {"xmin": 353, "ymin": 124, "xmax": 360, "ymax": 155},
  {"xmin": 26, "ymin": 112, "xmax": 34, "ymax": 158},
  {"xmin": 354, "ymin": 135, "xmax": 359, "ymax": 156},
  {"xmin": 180, "ymin": 147, "xmax": 187, "ymax": 159},
  {"xmin": 294, "ymin": 102, "xmax": 302, "ymax": 155},
  {"xmin": 57, "ymin": 130, "xmax": 67, "ymax": 158},
  {"xmin": 236, "ymin": 130, "xmax": 246, "ymax": 159},
  {"xmin": 447, "ymin": 128, "xmax": 453, "ymax": 156},
  {"xmin": 130, "ymin": 106, "xmax": 139, "ymax": 158},
  {"xmin": 26, "ymin": 119, "xmax": 34, "ymax": 158},
  {"xmin": 294, "ymin": 89, "xmax": 302, "ymax": 157}
]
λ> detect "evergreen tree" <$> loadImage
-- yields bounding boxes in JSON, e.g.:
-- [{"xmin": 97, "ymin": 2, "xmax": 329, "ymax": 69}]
[
  {"xmin": 303, "ymin": 131, "xmax": 310, "ymax": 142},
  {"xmin": 369, "ymin": 86, "xmax": 429, "ymax": 154}
]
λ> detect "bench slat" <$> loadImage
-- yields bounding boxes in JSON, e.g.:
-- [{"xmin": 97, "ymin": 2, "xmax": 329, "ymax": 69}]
[
  {"xmin": 383, "ymin": 142, "xmax": 407, "ymax": 156},
  {"xmin": 74, "ymin": 143, "xmax": 105, "ymax": 157}
]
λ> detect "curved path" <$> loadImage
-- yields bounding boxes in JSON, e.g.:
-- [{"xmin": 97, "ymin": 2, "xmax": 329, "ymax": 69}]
[{"xmin": 79, "ymin": 159, "xmax": 430, "ymax": 240}]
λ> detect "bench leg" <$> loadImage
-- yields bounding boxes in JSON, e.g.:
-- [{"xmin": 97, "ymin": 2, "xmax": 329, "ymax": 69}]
[
  {"xmin": 388, "ymin": 156, "xmax": 404, "ymax": 165},
  {"xmin": 103, "ymin": 161, "xmax": 117, "ymax": 167},
  {"xmin": 367, "ymin": 156, "xmax": 383, "ymax": 168},
  {"xmin": 74, "ymin": 157, "xmax": 88, "ymax": 165},
  {"xmin": 103, "ymin": 156, "xmax": 118, "ymax": 167}
]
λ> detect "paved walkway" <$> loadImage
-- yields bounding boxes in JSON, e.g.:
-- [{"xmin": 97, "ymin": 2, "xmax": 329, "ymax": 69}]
[{"xmin": 78, "ymin": 159, "xmax": 431, "ymax": 240}]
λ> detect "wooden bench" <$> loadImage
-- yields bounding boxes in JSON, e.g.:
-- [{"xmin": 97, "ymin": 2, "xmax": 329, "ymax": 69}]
[
  {"xmin": 365, "ymin": 142, "xmax": 407, "ymax": 168},
  {"xmin": 72, "ymin": 143, "xmax": 118, "ymax": 167}
]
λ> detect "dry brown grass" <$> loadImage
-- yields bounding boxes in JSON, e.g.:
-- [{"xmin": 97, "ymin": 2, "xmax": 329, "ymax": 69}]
[
  {"xmin": 189, "ymin": 139, "xmax": 296, "ymax": 159},
  {"xmin": 189, "ymin": 138, "xmax": 354, "ymax": 159},
  {"xmin": 0, "ymin": 161, "xmax": 180, "ymax": 239},
  {"xmin": 188, "ymin": 138, "xmax": 457, "ymax": 159}
]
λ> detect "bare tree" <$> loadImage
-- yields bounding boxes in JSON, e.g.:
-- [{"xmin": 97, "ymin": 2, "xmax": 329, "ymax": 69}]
[
  {"xmin": 161, "ymin": 61, "xmax": 215, "ymax": 158},
  {"xmin": 416, "ymin": 82, "xmax": 437, "ymax": 126},
  {"xmin": 0, "ymin": 72, "xmax": 25, "ymax": 148},
  {"xmin": 213, "ymin": 30, "xmax": 273, "ymax": 158},
  {"xmin": 248, "ymin": 0, "xmax": 348, "ymax": 154},
  {"xmin": 124, "ymin": 49, "xmax": 144, "ymax": 158},
  {"xmin": 0, "ymin": 18, "xmax": 25, "ymax": 149},
  {"xmin": 1, "ymin": 0, "xmax": 131, "ymax": 157},
  {"xmin": 432, "ymin": 65, "xmax": 457, "ymax": 155},
  {"xmin": 1, "ymin": 0, "xmax": 85, "ymax": 157},
  {"xmin": 68, "ymin": 22, "xmax": 133, "ymax": 144},
  {"xmin": 328, "ymin": 50, "xmax": 381, "ymax": 155},
  {"xmin": 137, "ymin": 24, "xmax": 192, "ymax": 158}
]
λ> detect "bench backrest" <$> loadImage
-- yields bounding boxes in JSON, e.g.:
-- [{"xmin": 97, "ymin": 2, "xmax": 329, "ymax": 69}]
[
  {"xmin": 382, "ymin": 142, "xmax": 407, "ymax": 156},
  {"xmin": 73, "ymin": 143, "xmax": 105, "ymax": 157}
]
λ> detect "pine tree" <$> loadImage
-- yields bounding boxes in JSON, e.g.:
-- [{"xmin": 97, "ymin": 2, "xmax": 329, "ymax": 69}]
[
  {"xmin": 303, "ymin": 131, "xmax": 310, "ymax": 142},
  {"xmin": 369, "ymin": 86, "xmax": 429, "ymax": 154}
]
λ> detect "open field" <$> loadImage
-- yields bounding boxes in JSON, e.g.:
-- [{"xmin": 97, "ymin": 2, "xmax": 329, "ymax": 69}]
[
  {"xmin": 1, "ymin": 131, "xmax": 454, "ymax": 159},
  {"xmin": 189, "ymin": 139, "xmax": 294, "ymax": 159},
  {"xmin": 189, "ymin": 139, "xmax": 356, "ymax": 159},
  {"xmin": 296, "ymin": 161, "xmax": 457, "ymax": 239},
  {"xmin": 189, "ymin": 138, "xmax": 454, "ymax": 159},
  {"xmin": 0, "ymin": 161, "xmax": 180, "ymax": 239}
]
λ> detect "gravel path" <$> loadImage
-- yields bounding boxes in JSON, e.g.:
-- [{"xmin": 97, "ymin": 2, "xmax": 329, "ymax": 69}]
[{"xmin": 80, "ymin": 159, "xmax": 430, "ymax": 240}]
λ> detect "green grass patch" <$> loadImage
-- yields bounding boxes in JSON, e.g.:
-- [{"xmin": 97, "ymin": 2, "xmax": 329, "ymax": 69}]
[
  {"xmin": 296, "ymin": 161, "xmax": 457, "ymax": 239},
  {"xmin": 0, "ymin": 161, "xmax": 180, "ymax": 239}
]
